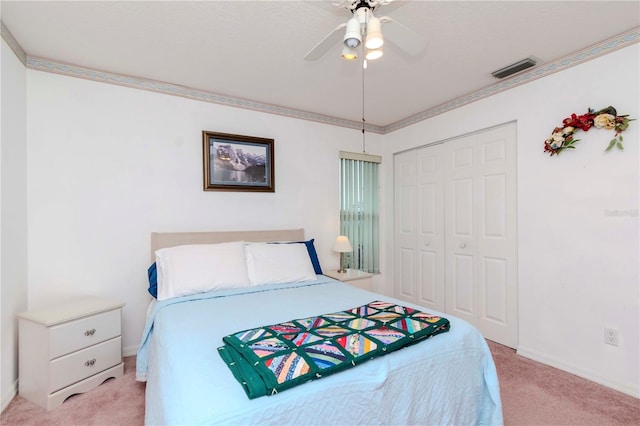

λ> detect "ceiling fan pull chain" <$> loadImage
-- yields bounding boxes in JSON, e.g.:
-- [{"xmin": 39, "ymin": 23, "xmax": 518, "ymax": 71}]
[{"xmin": 362, "ymin": 57, "xmax": 366, "ymax": 153}]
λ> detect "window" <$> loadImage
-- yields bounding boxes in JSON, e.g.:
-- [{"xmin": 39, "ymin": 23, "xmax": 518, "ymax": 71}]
[{"xmin": 339, "ymin": 151, "xmax": 381, "ymax": 273}]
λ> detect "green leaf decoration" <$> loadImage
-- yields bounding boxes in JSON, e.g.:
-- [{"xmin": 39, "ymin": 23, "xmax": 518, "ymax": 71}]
[
  {"xmin": 617, "ymin": 142, "xmax": 624, "ymax": 150},
  {"xmin": 605, "ymin": 139, "xmax": 617, "ymax": 151}
]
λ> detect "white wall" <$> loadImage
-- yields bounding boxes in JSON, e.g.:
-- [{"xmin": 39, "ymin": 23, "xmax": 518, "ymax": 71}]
[
  {"xmin": 26, "ymin": 70, "xmax": 384, "ymax": 356},
  {"xmin": 382, "ymin": 44, "xmax": 639, "ymax": 397},
  {"xmin": 1, "ymin": 38, "xmax": 28, "ymax": 410},
  {"xmin": 15, "ymin": 37, "xmax": 640, "ymax": 406}
]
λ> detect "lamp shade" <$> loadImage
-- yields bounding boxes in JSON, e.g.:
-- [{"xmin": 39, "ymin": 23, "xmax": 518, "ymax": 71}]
[
  {"xmin": 333, "ymin": 236, "xmax": 353, "ymax": 253},
  {"xmin": 343, "ymin": 17, "xmax": 362, "ymax": 48},
  {"xmin": 365, "ymin": 16, "xmax": 383, "ymax": 50}
]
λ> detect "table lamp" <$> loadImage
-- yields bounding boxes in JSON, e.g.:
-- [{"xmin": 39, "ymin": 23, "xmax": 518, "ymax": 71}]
[{"xmin": 333, "ymin": 235, "xmax": 353, "ymax": 273}]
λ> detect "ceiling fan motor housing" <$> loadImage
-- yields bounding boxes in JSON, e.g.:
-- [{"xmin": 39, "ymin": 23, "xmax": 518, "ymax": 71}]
[
  {"xmin": 348, "ymin": 0, "xmax": 382, "ymax": 13},
  {"xmin": 355, "ymin": 6, "xmax": 372, "ymax": 29}
]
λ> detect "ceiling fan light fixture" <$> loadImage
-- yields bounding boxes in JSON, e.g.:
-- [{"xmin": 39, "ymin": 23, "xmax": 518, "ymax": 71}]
[
  {"xmin": 344, "ymin": 17, "xmax": 362, "ymax": 48},
  {"xmin": 365, "ymin": 16, "xmax": 383, "ymax": 50},
  {"xmin": 365, "ymin": 48, "xmax": 383, "ymax": 60},
  {"xmin": 342, "ymin": 45, "xmax": 358, "ymax": 61}
]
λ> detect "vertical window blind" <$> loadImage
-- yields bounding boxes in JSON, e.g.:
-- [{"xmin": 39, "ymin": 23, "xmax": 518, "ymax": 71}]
[{"xmin": 339, "ymin": 151, "xmax": 381, "ymax": 274}]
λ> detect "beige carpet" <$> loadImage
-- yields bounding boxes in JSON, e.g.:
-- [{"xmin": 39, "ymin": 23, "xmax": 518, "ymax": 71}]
[
  {"xmin": 1, "ymin": 357, "xmax": 145, "ymax": 426},
  {"xmin": 2, "ymin": 342, "xmax": 638, "ymax": 425},
  {"xmin": 487, "ymin": 341, "xmax": 639, "ymax": 425}
]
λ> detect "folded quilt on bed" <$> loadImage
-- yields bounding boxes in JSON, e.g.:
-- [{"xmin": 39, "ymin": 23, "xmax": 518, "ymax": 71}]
[{"xmin": 218, "ymin": 300, "xmax": 450, "ymax": 399}]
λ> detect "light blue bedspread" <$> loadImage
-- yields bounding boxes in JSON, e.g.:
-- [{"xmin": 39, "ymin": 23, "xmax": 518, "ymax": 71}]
[{"xmin": 136, "ymin": 276, "xmax": 503, "ymax": 425}]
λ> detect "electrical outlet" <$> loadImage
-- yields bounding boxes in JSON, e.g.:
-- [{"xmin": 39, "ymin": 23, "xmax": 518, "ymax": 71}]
[{"xmin": 604, "ymin": 328, "xmax": 619, "ymax": 346}]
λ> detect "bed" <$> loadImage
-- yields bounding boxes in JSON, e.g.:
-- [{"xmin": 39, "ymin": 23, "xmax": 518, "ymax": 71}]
[{"xmin": 136, "ymin": 229, "xmax": 503, "ymax": 425}]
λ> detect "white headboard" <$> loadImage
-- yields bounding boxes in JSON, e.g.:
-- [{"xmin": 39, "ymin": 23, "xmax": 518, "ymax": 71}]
[{"xmin": 150, "ymin": 229, "xmax": 305, "ymax": 261}]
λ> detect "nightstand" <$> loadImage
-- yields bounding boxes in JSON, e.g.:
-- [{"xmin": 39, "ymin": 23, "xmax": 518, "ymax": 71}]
[
  {"xmin": 18, "ymin": 296, "xmax": 125, "ymax": 410},
  {"xmin": 324, "ymin": 269, "xmax": 374, "ymax": 291}
]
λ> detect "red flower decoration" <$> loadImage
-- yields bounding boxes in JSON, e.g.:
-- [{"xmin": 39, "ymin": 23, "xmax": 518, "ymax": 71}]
[
  {"xmin": 562, "ymin": 112, "xmax": 595, "ymax": 131},
  {"xmin": 545, "ymin": 106, "xmax": 634, "ymax": 156}
]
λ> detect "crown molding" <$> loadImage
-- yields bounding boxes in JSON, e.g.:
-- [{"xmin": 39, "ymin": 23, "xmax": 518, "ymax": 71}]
[
  {"xmin": 2, "ymin": 20, "xmax": 638, "ymax": 135},
  {"xmin": 382, "ymin": 27, "xmax": 639, "ymax": 133},
  {"xmin": 1, "ymin": 21, "xmax": 27, "ymax": 66},
  {"xmin": 25, "ymin": 56, "xmax": 386, "ymax": 134}
]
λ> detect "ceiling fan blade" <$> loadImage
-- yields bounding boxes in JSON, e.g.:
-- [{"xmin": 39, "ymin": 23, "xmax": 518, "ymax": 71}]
[
  {"xmin": 332, "ymin": 0, "xmax": 355, "ymax": 10},
  {"xmin": 304, "ymin": 22, "xmax": 348, "ymax": 61},
  {"xmin": 379, "ymin": 16, "xmax": 427, "ymax": 56}
]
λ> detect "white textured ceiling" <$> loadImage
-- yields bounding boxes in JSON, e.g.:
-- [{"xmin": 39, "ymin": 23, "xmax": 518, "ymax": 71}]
[{"xmin": 2, "ymin": 1, "xmax": 639, "ymax": 127}]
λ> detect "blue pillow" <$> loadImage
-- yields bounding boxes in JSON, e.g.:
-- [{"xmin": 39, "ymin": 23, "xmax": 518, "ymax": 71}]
[
  {"xmin": 148, "ymin": 262, "xmax": 158, "ymax": 298},
  {"xmin": 302, "ymin": 239, "xmax": 323, "ymax": 275}
]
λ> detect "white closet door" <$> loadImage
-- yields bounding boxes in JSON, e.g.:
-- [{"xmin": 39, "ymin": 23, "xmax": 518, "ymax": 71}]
[
  {"xmin": 444, "ymin": 123, "xmax": 518, "ymax": 347},
  {"xmin": 445, "ymin": 133, "xmax": 479, "ymax": 327},
  {"xmin": 394, "ymin": 122, "xmax": 518, "ymax": 348},
  {"xmin": 394, "ymin": 153, "xmax": 418, "ymax": 303},
  {"xmin": 394, "ymin": 147, "xmax": 446, "ymax": 313}
]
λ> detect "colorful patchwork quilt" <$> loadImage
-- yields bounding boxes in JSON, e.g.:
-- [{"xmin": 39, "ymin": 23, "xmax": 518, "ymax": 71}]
[{"xmin": 218, "ymin": 300, "xmax": 450, "ymax": 399}]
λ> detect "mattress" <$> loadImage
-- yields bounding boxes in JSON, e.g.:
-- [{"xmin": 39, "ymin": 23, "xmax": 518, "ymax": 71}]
[{"xmin": 136, "ymin": 276, "xmax": 503, "ymax": 425}]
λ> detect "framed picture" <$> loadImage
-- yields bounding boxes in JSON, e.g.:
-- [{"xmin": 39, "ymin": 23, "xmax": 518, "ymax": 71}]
[{"xmin": 202, "ymin": 131, "xmax": 275, "ymax": 192}]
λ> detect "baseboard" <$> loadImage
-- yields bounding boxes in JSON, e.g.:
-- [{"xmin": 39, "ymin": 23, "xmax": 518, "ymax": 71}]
[
  {"xmin": 1, "ymin": 379, "xmax": 18, "ymax": 413},
  {"xmin": 123, "ymin": 344, "xmax": 139, "ymax": 357},
  {"xmin": 517, "ymin": 345, "xmax": 639, "ymax": 398}
]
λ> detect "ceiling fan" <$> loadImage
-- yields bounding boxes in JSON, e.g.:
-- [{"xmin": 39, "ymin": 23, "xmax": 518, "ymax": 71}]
[{"xmin": 304, "ymin": 0, "xmax": 426, "ymax": 64}]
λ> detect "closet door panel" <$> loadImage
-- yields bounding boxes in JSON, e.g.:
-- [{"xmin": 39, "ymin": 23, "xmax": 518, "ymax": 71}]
[
  {"xmin": 479, "ymin": 173, "xmax": 509, "ymax": 326},
  {"xmin": 418, "ymin": 183, "xmax": 438, "ymax": 305},
  {"xmin": 394, "ymin": 154, "xmax": 418, "ymax": 302},
  {"xmin": 452, "ymin": 253, "xmax": 476, "ymax": 320},
  {"xmin": 446, "ymin": 135, "xmax": 478, "ymax": 325},
  {"xmin": 394, "ymin": 148, "xmax": 445, "ymax": 312},
  {"xmin": 398, "ymin": 248, "xmax": 417, "ymax": 299},
  {"xmin": 416, "ymin": 149, "xmax": 445, "ymax": 311},
  {"xmin": 483, "ymin": 174, "xmax": 507, "ymax": 239},
  {"xmin": 418, "ymin": 251, "xmax": 438, "ymax": 305},
  {"xmin": 476, "ymin": 124, "xmax": 518, "ymax": 347},
  {"xmin": 452, "ymin": 178, "xmax": 474, "ymax": 237},
  {"xmin": 419, "ymin": 183, "xmax": 437, "ymax": 235},
  {"xmin": 482, "ymin": 256, "xmax": 507, "ymax": 323}
]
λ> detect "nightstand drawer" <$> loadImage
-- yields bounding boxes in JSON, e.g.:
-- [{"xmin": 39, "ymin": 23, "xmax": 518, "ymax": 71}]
[
  {"xmin": 49, "ymin": 336, "xmax": 122, "ymax": 393},
  {"xmin": 50, "ymin": 309, "xmax": 121, "ymax": 359}
]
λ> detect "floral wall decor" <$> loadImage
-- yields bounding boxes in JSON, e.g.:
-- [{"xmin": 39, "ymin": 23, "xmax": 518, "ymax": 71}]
[{"xmin": 544, "ymin": 106, "xmax": 634, "ymax": 156}]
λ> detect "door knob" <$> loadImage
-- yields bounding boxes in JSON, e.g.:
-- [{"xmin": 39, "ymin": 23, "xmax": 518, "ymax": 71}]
[{"xmin": 460, "ymin": 243, "xmax": 467, "ymax": 249}]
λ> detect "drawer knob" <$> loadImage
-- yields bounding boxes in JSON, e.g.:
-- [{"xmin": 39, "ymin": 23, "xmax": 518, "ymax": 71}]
[
  {"xmin": 84, "ymin": 328, "xmax": 96, "ymax": 336},
  {"xmin": 85, "ymin": 358, "xmax": 96, "ymax": 367}
]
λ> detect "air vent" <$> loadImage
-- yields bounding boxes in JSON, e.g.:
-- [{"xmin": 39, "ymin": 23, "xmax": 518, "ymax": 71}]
[{"xmin": 491, "ymin": 58, "xmax": 537, "ymax": 79}]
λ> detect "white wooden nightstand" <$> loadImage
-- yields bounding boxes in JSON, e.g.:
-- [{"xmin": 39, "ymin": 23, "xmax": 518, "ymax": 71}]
[
  {"xmin": 18, "ymin": 296, "xmax": 125, "ymax": 410},
  {"xmin": 324, "ymin": 269, "xmax": 374, "ymax": 291}
]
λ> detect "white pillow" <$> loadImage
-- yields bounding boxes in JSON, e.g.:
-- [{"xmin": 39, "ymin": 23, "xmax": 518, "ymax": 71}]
[
  {"xmin": 245, "ymin": 243, "xmax": 317, "ymax": 286},
  {"xmin": 155, "ymin": 241, "xmax": 251, "ymax": 300}
]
